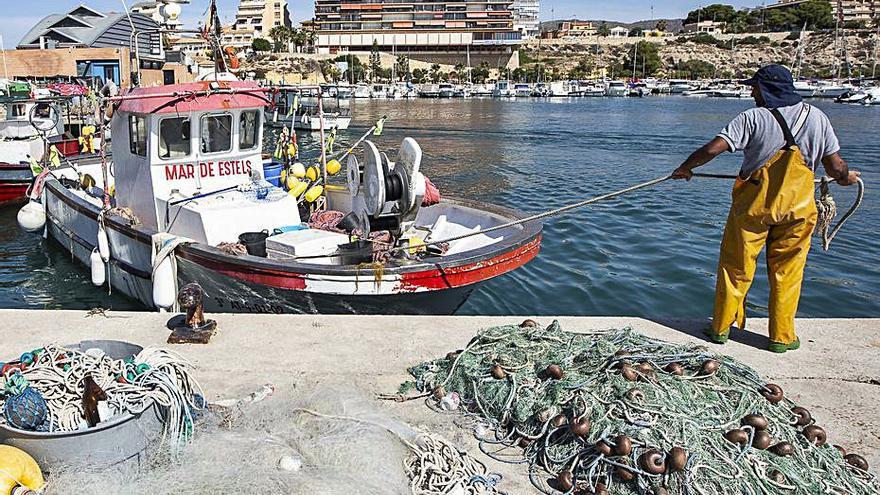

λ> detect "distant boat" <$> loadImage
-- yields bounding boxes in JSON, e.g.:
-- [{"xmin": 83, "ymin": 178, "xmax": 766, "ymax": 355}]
[
  {"xmin": 493, "ymin": 81, "xmax": 515, "ymax": 98},
  {"xmin": 605, "ymin": 81, "xmax": 629, "ymax": 97},
  {"xmin": 514, "ymin": 83, "xmax": 532, "ymax": 97},
  {"xmin": 438, "ymin": 83, "xmax": 455, "ymax": 98}
]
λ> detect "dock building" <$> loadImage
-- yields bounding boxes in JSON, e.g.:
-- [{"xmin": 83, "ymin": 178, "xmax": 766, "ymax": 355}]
[{"xmin": 130, "ymin": 0, "xmax": 191, "ymax": 33}]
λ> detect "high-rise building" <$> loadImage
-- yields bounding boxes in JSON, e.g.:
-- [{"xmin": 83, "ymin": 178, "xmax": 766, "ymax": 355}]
[
  {"xmin": 130, "ymin": 0, "xmax": 190, "ymax": 33},
  {"xmin": 512, "ymin": 0, "xmax": 540, "ymax": 39},
  {"xmin": 313, "ymin": 0, "xmax": 522, "ymax": 54},
  {"xmin": 232, "ymin": 0, "xmax": 292, "ymax": 40}
]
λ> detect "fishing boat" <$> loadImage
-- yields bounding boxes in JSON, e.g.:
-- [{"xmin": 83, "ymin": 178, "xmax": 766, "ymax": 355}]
[
  {"xmin": 419, "ymin": 84, "xmax": 440, "ymax": 98},
  {"xmin": 471, "ymin": 84, "xmax": 495, "ymax": 97},
  {"xmin": 0, "ymin": 91, "xmax": 99, "ymax": 204},
  {"xmin": 493, "ymin": 81, "xmax": 515, "ymax": 98},
  {"xmin": 30, "ymin": 81, "xmax": 542, "ymax": 315},
  {"xmin": 548, "ymin": 81, "xmax": 569, "ymax": 97},
  {"xmin": 352, "ymin": 84, "xmax": 372, "ymax": 99},
  {"xmin": 669, "ymin": 80, "xmax": 696, "ymax": 94}
]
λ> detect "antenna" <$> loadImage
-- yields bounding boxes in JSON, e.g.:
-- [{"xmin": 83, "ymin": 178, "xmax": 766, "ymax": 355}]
[{"xmin": 120, "ymin": 0, "xmax": 142, "ymax": 87}]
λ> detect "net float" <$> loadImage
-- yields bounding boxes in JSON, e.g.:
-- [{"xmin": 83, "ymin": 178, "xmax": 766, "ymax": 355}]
[
  {"xmin": 445, "ymin": 350, "xmax": 462, "ymax": 361},
  {"xmin": 615, "ymin": 465, "xmax": 635, "ymax": 481},
  {"xmin": 833, "ymin": 444, "xmax": 847, "ymax": 457},
  {"xmin": 638, "ymin": 449, "xmax": 666, "ymax": 475},
  {"xmin": 791, "ymin": 406, "xmax": 812, "ymax": 426},
  {"xmin": 699, "ymin": 359, "xmax": 721, "ymax": 376},
  {"xmin": 760, "ymin": 383, "xmax": 784, "ymax": 404},
  {"xmin": 741, "ymin": 414, "xmax": 769, "ymax": 431},
  {"xmin": 635, "ymin": 362, "xmax": 653, "ymax": 374},
  {"xmin": 556, "ymin": 470, "xmax": 574, "ymax": 492},
  {"xmin": 490, "ymin": 364, "xmax": 506, "ymax": 380},
  {"xmin": 551, "ymin": 414, "xmax": 568, "ymax": 428},
  {"xmin": 546, "ymin": 364, "xmax": 565, "ymax": 380},
  {"xmin": 752, "ymin": 430, "xmax": 773, "ymax": 450},
  {"xmin": 724, "ymin": 429, "xmax": 749, "ymax": 445},
  {"xmin": 569, "ymin": 417, "xmax": 592, "ymax": 438},
  {"xmin": 432, "ymin": 386, "xmax": 447, "ymax": 400},
  {"xmin": 625, "ymin": 389, "xmax": 646, "ymax": 402},
  {"xmin": 520, "ymin": 319, "xmax": 538, "ymax": 328},
  {"xmin": 802, "ymin": 425, "xmax": 826, "ymax": 446},
  {"xmin": 595, "ymin": 440, "xmax": 613, "ymax": 456},
  {"xmin": 612, "ymin": 435, "xmax": 633, "ymax": 456},
  {"xmin": 768, "ymin": 469, "xmax": 786, "ymax": 484},
  {"xmin": 845, "ymin": 453, "xmax": 869, "ymax": 471},
  {"xmin": 769, "ymin": 441, "xmax": 795, "ymax": 457},
  {"xmin": 620, "ymin": 364, "xmax": 638, "ymax": 382},
  {"xmin": 536, "ymin": 408, "xmax": 556, "ymax": 424},
  {"xmin": 594, "ymin": 483, "xmax": 610, "ymax": 495},
  {"xmin": 518, "ymin": 437, "xmax": 533, "ymax": 448},
  {"xmin": 668, "ymin": 446, "xmax": 688, "ymax": 472},
  {"xmin": 614, "ymin": 349, "xmax": 631, "ymax": 357},
  {"xmin": 664, "ymin": 362, "xmax": 685, "ymax": 376}
]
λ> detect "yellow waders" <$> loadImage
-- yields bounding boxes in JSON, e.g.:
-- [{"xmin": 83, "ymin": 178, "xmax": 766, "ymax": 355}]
[{"xmin": 711, "ymin": 110, "xmax": 818, "ymax": 346}]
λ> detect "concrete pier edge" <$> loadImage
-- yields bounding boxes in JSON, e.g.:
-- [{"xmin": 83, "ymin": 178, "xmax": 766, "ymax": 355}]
[{"xmin": 2, "ymin": 310, "xmax": 878, "ymax": 489}]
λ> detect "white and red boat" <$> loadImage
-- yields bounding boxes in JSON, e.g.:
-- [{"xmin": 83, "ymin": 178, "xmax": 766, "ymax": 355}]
[
  {"xmin": 29, "ymin": 80, "xmax": 541, "ymax": 314},
  {"xmin": 0, "ymin": 94, "xmax": 98, "ymax": 205}
]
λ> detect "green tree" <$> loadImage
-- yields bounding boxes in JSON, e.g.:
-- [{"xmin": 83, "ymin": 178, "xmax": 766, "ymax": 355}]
[
  {"xmin": 268, "ymin": 26, "xmax": 290, "ymax": 52},
  {"xmin": 453, "ymin": 63, "xmax": 466, "ymax": 82},
  {"xmin": 795, "ymin": 0, "xmax": 834, "ymax": 30},
  {"xmin": 597, "ymin": 21, "xmax": 610, "ymax": 37},
  {"xmin": 412, "ymin": 68, "xmax": 427, "ymax": 83},
  {"xmin": 472, "ymin": 62, "xmax": 491, "ymax": 83},
  {"xmin": 675, "ymin": 59, "xmax": 717, "ymax": 79},
  {"xmin": 624, "ymin": 41, "xmax": 662, "ymax": 77},
  {"xmin": 369, "ymin": 40, "xmax": 382, "ymax": 82},
  {"xmin": 569, "ymin": 58, "xmax": 594, "ymax": 79},
  {"xmin": 252, "ymin": 38, "xmax": 271, "ymax": 52},
  {"xmin": 430, "ymin": 63, "xmax": 442, "ymax": 83},
  {"xmin": 685, "ymin": 4, "xmax": 737, "ymax": 24},
  {"xmin": 629, "ymin": 27, "xmax": 643, "ymax": 37},
  {"xmin": 655, "ymin": 19, "xmax": 668, "ymax": 32}
]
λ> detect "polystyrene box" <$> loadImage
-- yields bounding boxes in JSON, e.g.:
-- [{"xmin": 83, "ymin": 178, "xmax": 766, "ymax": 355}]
[{"xmin": 265, "ymin": 229, "xmax": 350, "ymax": 259}]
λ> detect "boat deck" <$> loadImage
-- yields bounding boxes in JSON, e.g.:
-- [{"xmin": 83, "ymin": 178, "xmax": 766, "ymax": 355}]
[{"xmin": 2, "ymin": 310, "xmax": 878, "ymax": 488}]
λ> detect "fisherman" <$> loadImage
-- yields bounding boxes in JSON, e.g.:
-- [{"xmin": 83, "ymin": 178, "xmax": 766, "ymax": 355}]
[{"xmin": 671, "ymin": 64, "xmax": 860, "ymax": 353}]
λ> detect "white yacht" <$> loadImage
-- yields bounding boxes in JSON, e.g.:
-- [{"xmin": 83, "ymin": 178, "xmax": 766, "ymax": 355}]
[
  {"xmin": 493, "ymin": 81, "xmax": 515, "ymax": 98},
  {"xmin": 548, "ymin": 81, "xmax": 569, "ymax": 97},
  {"xmin": 605, "ymin": 81, "xmax": 629, "ymax": 97},
  {"xmin": 514, "ymin": 83, "xmax": 532, "ymax": 97},
  {"xmin": 438, "ymin": 83, "xmax": 455, "ymax": 98},
  {"xmin": 669, "ymin": 80, "xmax": 696, "ymax": 94},
  {"xmin": 352, "ymin": 84, "xmax": 372, "ymax": 99}
]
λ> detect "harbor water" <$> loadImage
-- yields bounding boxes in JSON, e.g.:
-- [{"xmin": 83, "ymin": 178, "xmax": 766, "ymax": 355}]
[{"xmin": 1, "ymin": 97, "xmax": 877, "ymax": 317}]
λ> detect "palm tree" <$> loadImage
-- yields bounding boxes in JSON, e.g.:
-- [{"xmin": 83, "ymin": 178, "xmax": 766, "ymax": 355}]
[
  {"xmin": 395, "ymin": 54, "xmax": 410, "ymax": 81},
  {"xmin": 453, "ymin": 63, "xmax": 466, "ymax": 83},
  {"xmin": 430, "ymin": 63, "xmax": 442, "ymax": 83}
]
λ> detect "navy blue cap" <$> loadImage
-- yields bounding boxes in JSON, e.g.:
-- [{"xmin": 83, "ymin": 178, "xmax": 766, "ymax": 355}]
[{"xmin": 741, "ymin": 64, "xmax": 802, "ymax": 109}]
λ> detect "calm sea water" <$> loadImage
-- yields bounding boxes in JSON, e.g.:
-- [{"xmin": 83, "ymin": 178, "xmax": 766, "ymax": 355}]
[{"xmin": 1, "ymin": 97, "xmax": 877, "ymax": 317}]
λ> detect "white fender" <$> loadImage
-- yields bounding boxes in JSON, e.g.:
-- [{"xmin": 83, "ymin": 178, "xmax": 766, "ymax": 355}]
[
  {"xmin": 152, "ymin": 256, "xmax": 176, "ymax": 310},
  {"xmin": 17, "ymin": 201, "xmax": 46, "ymax": 233},
  {"xmin": 90, "ymin": 248, "xmax": 106, "ymax": 286},
  {"xmin": 97, "ymin": 222, "xmax": 110, "ymax": 262},
  {"xmin": 273, "ymin": 108, "xmax": 279, "ymax": 123},
  {"xmin": 301, "ymin": 114, "xmax": 309, "ymax": 125}
]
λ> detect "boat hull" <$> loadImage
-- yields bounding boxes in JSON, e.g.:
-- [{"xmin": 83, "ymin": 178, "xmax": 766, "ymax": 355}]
[
  {"xmin": 44, "ymin": 180, "xmax": 542, "ymax": 315},
  {"xmin": 0, "ymin": 162, "xmax": 32, "ymax": 205}
]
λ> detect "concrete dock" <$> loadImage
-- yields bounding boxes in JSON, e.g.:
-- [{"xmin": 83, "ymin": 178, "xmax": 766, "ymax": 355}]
[{"xmin": 2, "ymin": 310, "xmax": 879, "ymax": 490}]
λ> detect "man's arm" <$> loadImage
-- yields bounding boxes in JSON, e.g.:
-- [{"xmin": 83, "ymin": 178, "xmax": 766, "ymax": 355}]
[
  {"xmin": 671, "ymin": 137, "xmax": 730, "ymax": 180},
  {"xmin": 821, "ymin": 152, "xmax": 860, "ymax": 186}
]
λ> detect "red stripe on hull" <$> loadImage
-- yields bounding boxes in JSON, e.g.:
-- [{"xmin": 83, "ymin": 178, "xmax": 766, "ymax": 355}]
[
  {"xmin": 0, "ymin": 183, "xmax": 28, "ymax": 205},
  {"xmin": 178, "ymin": 234, "xmax": 541, "ymax": 294},
  {"xmin": 399, "ymin": 235, "xmax": 542, "ymax": 291},
  {"xmin": 179, "ymin": 251, "xmax": 308, "ymax": 290}
]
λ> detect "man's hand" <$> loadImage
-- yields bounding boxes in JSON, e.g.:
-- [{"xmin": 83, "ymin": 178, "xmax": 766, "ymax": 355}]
[
  {"xmin": 836, "ymin": 170, "xmax": 861, "ymax": 186},
  {"xmin": 671, "ymin": 166, "xmax": 693, "ymax": 181}
]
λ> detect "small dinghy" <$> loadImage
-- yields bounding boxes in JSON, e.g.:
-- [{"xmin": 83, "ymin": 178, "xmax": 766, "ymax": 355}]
[{"xmin": 32, "ymin": 81, "xmax": 541, "ymax": 314}]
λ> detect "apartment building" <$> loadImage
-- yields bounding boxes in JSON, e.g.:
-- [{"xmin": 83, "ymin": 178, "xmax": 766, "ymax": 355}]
[
  {"xmin": 313, "ymin": 0, "xmax": 522, "ymax": 54},
  {"xmin": 765, "ymin": 0, "xmax": 879, "ymax": 26},
  {"xmin": 512, "ymin": 0, "xmax": 540, "ymax": 39},
  {"xmin": 233, "ymin": 0, "xmax": 292, "ymax": 40},
  {"xmin": 130, "ymin": 0, "xmax": 190, "ymax": 33}
]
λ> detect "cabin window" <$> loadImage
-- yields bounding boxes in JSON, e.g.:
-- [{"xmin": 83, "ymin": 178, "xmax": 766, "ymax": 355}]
[
  {"xmin": 158, "ymin": 117, "xmax": 191, "ymax": 159},
  {"xmin": 129, "ymin": 115, "xmax": 147, "ymax": 157},
  {"xmin": 10, "ymin": 104, "xmax": 26, "ymax": 118},
  {"xmin": 239, "ymin": 111, "xmax": 260, "ymax": 150},
  {"xmin": 200, "ymin": 114, "xmax": 232, "ymax": 154}
]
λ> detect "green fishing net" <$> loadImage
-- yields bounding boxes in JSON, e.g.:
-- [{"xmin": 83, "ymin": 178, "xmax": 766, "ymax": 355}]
[{"xmin": 406, "ymin": 321, "xmax": 879, "ymax": 495}]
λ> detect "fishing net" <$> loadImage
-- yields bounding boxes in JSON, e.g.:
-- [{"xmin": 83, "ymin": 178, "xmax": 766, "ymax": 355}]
[
  {"xmin": 405, "ymin": 321, "xmax": 879, "ymax": 495},
  {"xmin": 43, "ymin": 386, "xmax": 423, "ymax": 495}
]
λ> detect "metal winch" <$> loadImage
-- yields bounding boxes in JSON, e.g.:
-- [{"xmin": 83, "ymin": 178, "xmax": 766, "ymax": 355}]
[{"xmin": 344, "ymin": 138, "xmax": 427, "ymax": 237}]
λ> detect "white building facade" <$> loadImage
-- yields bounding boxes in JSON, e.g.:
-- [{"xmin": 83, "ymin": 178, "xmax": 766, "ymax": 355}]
[
  {"xmin": 512, "ymin": 0, "xmax": 540, "ymax": 39},
  {"xmin": 233, "ymin": 0, "xmax": 292, "ymax": 40}
]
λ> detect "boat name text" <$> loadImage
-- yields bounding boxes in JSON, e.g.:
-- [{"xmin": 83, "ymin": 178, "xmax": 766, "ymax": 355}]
[{"xmin": 164, "ymin": 160, "xmax": 253, "ymax": 181}]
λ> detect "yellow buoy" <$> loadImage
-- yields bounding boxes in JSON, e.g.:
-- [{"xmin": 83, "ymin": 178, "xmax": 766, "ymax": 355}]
[
  {"xmin": 291, "ymin": 162, "xmax": 306, "ymax": 178},
  {"xmin": 304, "ymin": 185, "xmax": 324, "ymax": 203},
  {"xmin": 306, "ymin": 166, "xmax": 320, "ymax": 182},
  {"xmin": 289, "ymin": 181, "xmax": 309, "ymax": 197},
  {"xmin": 326, "ymin": 159, "xmax": 342, "ymax": 176},
  {"xmin": 0, "ymin": 445, "xmax": 45, "ymax": 494},
  {"xmin": 280, "ymin": 167, "xmax": 288, "ymax": 187}
]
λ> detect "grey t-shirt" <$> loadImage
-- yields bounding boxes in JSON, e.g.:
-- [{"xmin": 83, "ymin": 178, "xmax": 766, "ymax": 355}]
[{"xmin": 717, "ymin": 102, "xmax": 840, "ymax": 177}]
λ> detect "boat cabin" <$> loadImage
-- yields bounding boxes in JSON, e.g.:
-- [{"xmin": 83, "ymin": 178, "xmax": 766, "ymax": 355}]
[{"xmin": 111, "ymin": 81, "xmax": 302, "ymax": 244}]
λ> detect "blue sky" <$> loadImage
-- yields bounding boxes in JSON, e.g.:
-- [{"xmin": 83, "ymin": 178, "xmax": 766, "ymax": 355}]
[{"xmin": 2, "ymin": 0, "xmax": 759, "ymax": 49}]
